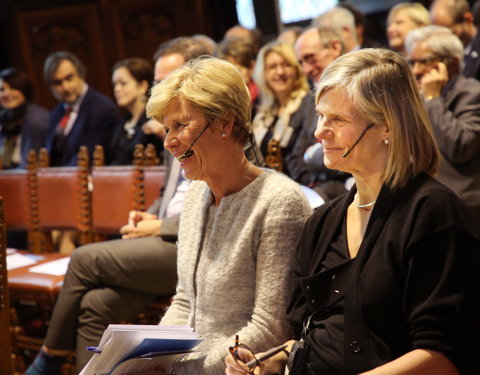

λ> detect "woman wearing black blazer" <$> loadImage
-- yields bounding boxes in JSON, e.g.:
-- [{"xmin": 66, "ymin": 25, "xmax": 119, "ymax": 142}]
[{"xmin": 226, "ymin": 49, "xmax": 480, "ymax": 375}]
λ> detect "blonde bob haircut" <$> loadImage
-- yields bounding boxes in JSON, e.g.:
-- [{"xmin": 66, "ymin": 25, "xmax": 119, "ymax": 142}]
[
  {"xmin": 147, "ymin": 56, "xmax": 252, "ymax": 145},
  {"xmin": 316, "ymin": 48, "xmax": 439, "ymax": 189},
  {"xmin": 253, "ymin": 41, "xmax": 309, "ymax": 114},
  {"xmin": 387, "ymin": 2, "xmax": 430, "ymax": 27}
]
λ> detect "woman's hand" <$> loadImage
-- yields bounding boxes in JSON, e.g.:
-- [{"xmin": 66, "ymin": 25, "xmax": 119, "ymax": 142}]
[{"xmin": 225, "ymin": 346, "xmax": 264, "ymax": 375}]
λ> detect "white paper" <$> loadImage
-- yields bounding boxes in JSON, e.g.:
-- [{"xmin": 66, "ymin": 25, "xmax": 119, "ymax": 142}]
[
  {"xmin": 80, "ymin": 325, "xmax": 200, "ymax": 375},
  {"xmin": 6, "ymin": 252, "xmax": 38, "ymax": 270},
  {"xmin": 300, "ymin": 185, "xmax": 325, "ymax": 209},
  {"xmin": 28, "ymin": 257, "xmax": 70, "ymax": 276}
]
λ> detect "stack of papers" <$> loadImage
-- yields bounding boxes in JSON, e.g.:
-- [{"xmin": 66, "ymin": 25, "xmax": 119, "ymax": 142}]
[{"xmin": 80, "ymin": 325, "xmax": 201, "ymax": 375}]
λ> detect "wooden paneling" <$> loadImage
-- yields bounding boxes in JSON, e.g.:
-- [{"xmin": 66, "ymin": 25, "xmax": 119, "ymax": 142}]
[
  {"xmin": 16, "ymin": 3, "xmax": 111, "ymax": 110},
  {"xmin": 11, "ymin": 0, "xmax": 213, "ymax": 109}
]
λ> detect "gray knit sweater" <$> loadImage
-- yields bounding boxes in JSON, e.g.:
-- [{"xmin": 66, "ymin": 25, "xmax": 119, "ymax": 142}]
[{"xmin": 159, "ymin": 169, "xmax": 312, "ymax": 375}]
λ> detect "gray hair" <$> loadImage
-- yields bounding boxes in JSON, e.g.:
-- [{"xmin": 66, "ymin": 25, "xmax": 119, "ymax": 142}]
[
  {"xmin": 312, "ymin": 7, "xmax": 357, "ymax": 42},
  {"xmin": 405, "ymin": 25, "xmax": 464, "ymax": 64}
]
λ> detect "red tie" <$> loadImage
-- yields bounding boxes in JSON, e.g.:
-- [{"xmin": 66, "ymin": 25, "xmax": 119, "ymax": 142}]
[{"xmin": 58, "ymin": 105, "xmax": 72, "ymax": 131}]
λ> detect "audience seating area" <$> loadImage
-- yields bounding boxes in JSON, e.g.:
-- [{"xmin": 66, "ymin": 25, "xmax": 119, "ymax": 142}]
[{"xmin": 1, "ymin": 145, "xmax": 167, "ymax": 374}]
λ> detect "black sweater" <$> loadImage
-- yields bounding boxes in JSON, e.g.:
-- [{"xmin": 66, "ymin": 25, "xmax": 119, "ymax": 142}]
[{"xmin": 287, "ymin": 174, "xmax": 480, "ymax": 374}]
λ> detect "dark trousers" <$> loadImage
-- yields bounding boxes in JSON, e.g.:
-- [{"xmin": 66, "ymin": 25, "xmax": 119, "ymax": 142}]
[{"xmin": 43, "ymin": 236, "xmax": 177, "ymax": 371}]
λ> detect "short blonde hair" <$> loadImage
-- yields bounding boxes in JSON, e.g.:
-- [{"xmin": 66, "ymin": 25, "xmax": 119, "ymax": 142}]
[
  {"xmin": 387, "ymin": 2, "xmax": 430, "ymax": 27},
  {"xmin": 253, "ymin": 41, "xmax": 309, "ymax": 114},
  {"xmin": 316, "ymin": 48, "xmax": 439, "ymax": 188},
  {"xmin": 147, "ymin": 57, "xmax": 251, "ymax": 144}
]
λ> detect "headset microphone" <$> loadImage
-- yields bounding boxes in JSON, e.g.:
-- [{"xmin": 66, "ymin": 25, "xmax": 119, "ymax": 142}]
[
  {"xmin": 178, "ymin": 124, "xmax": 210, "ymax": 162},
  {"xmin": 342, "ymin": 123, "xmax": 374, "ymax": 158}
]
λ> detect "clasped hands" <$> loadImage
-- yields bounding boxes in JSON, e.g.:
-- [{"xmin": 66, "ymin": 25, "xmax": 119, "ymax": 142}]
[{"xmin": 120, "ymin": 210, "xmax": 162, "ymax": 239}]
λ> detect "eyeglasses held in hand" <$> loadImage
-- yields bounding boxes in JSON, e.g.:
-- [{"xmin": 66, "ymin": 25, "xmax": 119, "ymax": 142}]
[
  {"xmin": 228, "ymin": 335, "xmax": 289, "ymax": 374},
  {"xmin": 229, "ymin": 335, "xmax": 259, "ymax": 375}
]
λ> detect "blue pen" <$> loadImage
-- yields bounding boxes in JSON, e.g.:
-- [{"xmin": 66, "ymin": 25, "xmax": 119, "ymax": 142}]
[{"xmin": 86, "ymin": 346, "xmax": 102, "ymax": 354}]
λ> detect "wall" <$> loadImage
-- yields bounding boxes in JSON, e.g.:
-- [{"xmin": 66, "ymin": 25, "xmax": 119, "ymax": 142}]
[{"xmin": 2, "ymin": 0, "xmax": 222, "ymax": 109}]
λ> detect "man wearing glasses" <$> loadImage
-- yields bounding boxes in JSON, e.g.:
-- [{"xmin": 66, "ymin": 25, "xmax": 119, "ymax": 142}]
[
  {"xmin": 294, "ymin": 27, "xmax": 344, "ymax": 86},
  {"xmin": 406, "ymin": 25, "xmax": 480, "ymax": 219},
  {"xmin": 287, "ymin": 28, "xmax": 349, "ymax": 201}
]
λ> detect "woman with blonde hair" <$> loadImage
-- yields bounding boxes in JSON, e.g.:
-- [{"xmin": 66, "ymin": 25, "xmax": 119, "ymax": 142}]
[
  {"xmin": 387, "ymin": 2, "xmax": 430, "ymax": 55},
  {"xmin": 144, "ymin": 56, "xmax": 311, "ymax": 375},
  {"xmin": 226, "ymin": 48, "xmax": 480, "ymax": 375},
  {"xmin": 252, "ymin": 41, "xmax": 317, "ymax": 176}
]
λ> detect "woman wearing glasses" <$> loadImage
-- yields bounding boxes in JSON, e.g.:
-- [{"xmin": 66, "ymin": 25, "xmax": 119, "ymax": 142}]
[
  {"xmin": 226, "ymin": 48, "xmax": 480, "ymax": 375},
  {"xmin": 252, "ymin": 41, "xmax": 317, "ymax": 177},
  {"xmin": 144, "ymin": 56, "xmax": 311, "ymax": 375}
]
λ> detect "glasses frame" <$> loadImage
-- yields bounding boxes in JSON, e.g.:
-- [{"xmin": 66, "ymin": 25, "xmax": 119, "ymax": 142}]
[
  {"xmin": 228, "ymin": 335, "xmax": 260, "ymax": 375},
  {"xmin": 407, "ymin": 55, "xmax": 450, "ymax": 68}
]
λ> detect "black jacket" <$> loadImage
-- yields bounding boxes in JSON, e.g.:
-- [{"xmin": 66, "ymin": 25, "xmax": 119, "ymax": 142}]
[{"xmin": 288, "ymin": 174, "xmax": 480, "ymax": 374}]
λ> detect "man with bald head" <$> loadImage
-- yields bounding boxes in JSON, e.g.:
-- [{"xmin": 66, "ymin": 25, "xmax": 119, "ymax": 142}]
[
  {"xmin": 288, "ymin": 27, "xmax": 348, "ymax": 201},
  {"xmin": 153, "ymin": 36, "xmax": 210, "ymax": 84},
  {"xmin": 294, "ymin": 27, "xmax": 344, "ymax": 85},
  {"xmin": 430, "ymin": 0, "xmax": 476, "ymax": 47},
  {"xmin": 312, "ymin": 6, "xmax": 359, "ymax": 52}
]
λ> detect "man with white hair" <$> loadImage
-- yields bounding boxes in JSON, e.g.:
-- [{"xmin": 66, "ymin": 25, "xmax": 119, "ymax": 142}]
[
  {"xmin": 405, "ymin": 25, "xmax": 480, "ymax": 218},
  {"xmin": 312, "ymin": 6, "xmax": 360, "ymax": 52},
  {"xmin": 294, "ymin": 27, "xmax": 344, "ymax": 84}
]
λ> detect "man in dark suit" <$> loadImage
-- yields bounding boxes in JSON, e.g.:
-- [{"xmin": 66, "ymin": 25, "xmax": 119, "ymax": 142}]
[
  {"xmin": 406, "ymin": 25, "xmax": 480, "ymax": 219},
  {"xmin": 43, "ymin": 51, "xmax": 121, "ymax": 166}
]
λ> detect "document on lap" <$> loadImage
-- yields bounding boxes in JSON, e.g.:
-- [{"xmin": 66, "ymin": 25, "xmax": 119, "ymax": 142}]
[{"xmin": 79, "ymin": 325, "xmax": 201, "ymax": 375}]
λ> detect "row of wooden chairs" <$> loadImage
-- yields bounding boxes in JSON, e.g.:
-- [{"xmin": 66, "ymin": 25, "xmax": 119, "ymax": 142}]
[
  {"xmin": 1, "ymin": 144, "xmax": 167, "ymax": 374},
  {"xmin": 0, "ymin": 144, "xmax": 166, "ymax": 253}
]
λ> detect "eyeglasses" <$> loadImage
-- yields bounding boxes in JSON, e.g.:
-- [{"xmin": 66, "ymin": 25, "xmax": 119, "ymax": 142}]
[
  {"xmin": 407, "ymin": 55, "xmax": 444, "ymax": 68},
  {"xmin": 265, "ymin": 61, "xmax": 294, "ymax": 73},
  {"xmin": 228, "ymin": 335, "xmax": 259, "ymax": 375},
  {"xmin": 298, "ymin": 53, "xmax": 318, "ymax": 66}
]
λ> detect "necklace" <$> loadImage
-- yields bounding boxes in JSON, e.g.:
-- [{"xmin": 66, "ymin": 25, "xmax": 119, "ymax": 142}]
[{"xmin": 354, "ymin": 193, "xmax": 376, "ymax": 209}]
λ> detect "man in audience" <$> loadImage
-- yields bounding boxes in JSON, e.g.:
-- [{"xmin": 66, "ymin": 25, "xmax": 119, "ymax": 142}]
[
  {"xmin": 224, "ymin": 24, "xmax": 263, "ymax": 53},
  {"xmin": 430, "ymin": 0, "xmax": 480, "ymax": 80},
  {"xmin": 26, "ymin": 37, "xmax": 211, "ymax": 375},
  {"xmin": 294, "ymin": 27, "xmax": 344, "ymax": 85},
  {"xmin": 430, "ymin": 0, "xmax": 476, "ymax": 47},
  {"xmin": 312, "ymin": 6, "xmax": 360, "ymax": 52},
  {"xmin": 288, "ymin": 28, "xmax": 348, "ymax": 201},
  {"xmin": 43, "ymin": 51, "xmax": 120, "ymax": 166},
  {"xmin": 405, "ymin": 25, "xmax": 480, "ymax": 218}
]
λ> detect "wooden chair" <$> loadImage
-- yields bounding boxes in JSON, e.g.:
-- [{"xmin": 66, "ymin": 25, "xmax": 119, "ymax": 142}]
[
  {"xmin": 0, "ymin": 198, "xmax": 14, "ymax": 375},
  {"xmin": 6, "ymin": 146, "xmax": 89, "ymax": 372},
  {"xmin": 90, "ymin": 144, "xmax": 165, "ymax": 239},
  {"xmin": 0, "ymin": 150, "xmax": 47, "ymax": 254},
  {"xmin": 35, "ymin": 146, "xmax": 92, "ymax": 251}
]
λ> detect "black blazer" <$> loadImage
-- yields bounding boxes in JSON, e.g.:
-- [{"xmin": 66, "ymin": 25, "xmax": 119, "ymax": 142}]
[
  {"xmin": 46, "ymin": 86, "xmax": 121, "ymax": 166},
  {"xmin": 288, "ymin": 174, "xmax": 480, "ymax": 374}
]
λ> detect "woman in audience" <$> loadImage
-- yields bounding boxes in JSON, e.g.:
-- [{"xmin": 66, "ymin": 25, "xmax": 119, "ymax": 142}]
[
  {"xmin": 252, "ymin": 41, "xmax": 317, "ymax": 176},
  {"xmin": 143, "ymin": 56, "xmax": 311, "ymax": 375},
  {"xmin": 226, "ymin": 48, "xmax": 480, "ymax": 375},
  {"xmin": 109, "ymin": 57, "xmax": 163, "ymax": 165},
  {"xmin": 386, "ymin": 2, "xmax": 430, "ymax": 55},
  {"xmin": 0, "ymin": 67, "xmax": 49, "ymax": 168}
]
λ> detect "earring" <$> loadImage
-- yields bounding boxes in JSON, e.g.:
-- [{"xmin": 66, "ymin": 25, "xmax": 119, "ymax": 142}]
[
  {"xmin": 222, "ymin": 133, "xmax": 226, "ymax": 138},
  {"xmin": 383, "ymin": 139, "xmax": 389, "ymax": 145}
]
